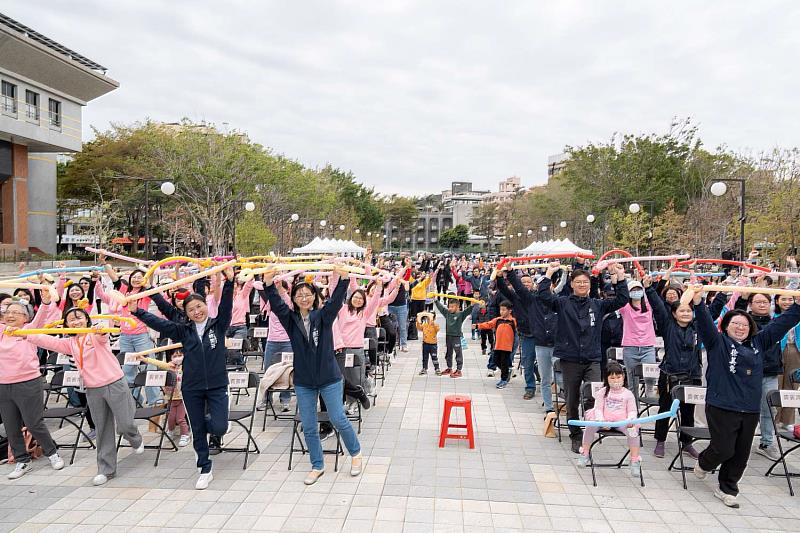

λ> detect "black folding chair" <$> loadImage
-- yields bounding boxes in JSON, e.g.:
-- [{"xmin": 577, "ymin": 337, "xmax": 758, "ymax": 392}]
[
  {"xmin": 632, "ymin": 363, "xmax": 661, "ymax": 437},
  {"xmin": 579, "ymin": 382, "xmax": 645, "ymax": 488},
  {"xmin": 242, "ymin": 326, "xmax": 266, "ymax": 366},
  {"xmin": 42, "ymin": 371, "xmax": 95, "ymax": 465},
  {"xmin": 223, "ymin": 371, "xmax": 261, "ymax": 469},
  {"xmin": 375, "ymin": 327, "xmax": 389, "ymax": 386},
  {"xmin": 668, "ymin": 385, "xmax": 711, "ymax": 489},
  {"xmin": 765, "ymin": 388, "xmax": 800, "ymax": 496},
  {"xmin": 42, "ymin": 352, "xmax": 70, "ymax": 406},
  {"xmin": 117, "ymin": 370, "xmax": 177, "ymax": 466},
  {"xmin": 288, "ymin": 412, "xmax": 343, "ymax": 472},
  {"xmin": 552, "ymin": 359, "xmax": 568, "ymax": 442}
]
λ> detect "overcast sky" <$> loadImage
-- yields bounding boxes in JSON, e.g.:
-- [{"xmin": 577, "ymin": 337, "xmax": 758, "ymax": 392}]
[{"xmin": 10, "ymin": 1, "xmax": 800, "ymax": 195}]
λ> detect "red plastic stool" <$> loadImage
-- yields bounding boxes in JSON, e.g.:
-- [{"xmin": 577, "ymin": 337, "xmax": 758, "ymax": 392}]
[{"xmin": 439, "ymin": 394, "xmax": 475, "ymax": 448}]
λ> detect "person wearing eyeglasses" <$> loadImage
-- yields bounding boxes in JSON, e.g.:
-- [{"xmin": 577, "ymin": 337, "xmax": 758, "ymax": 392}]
[
  {"xmin": 0, "ymin": 289, "xmax": 65, "ymax": 480},
  {"xmin": 691, "ymin": 286, "xmax": 800, "ymax": 508}
]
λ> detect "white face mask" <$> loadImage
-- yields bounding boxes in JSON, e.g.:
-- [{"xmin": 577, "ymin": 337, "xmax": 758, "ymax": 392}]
[
  {"xmin": 630, "ymin": 290, "xmax": 644, "ymax": 299},
  {"xmin": 609, "ymin": 382, "xmax": 624, "ymax": 391}
]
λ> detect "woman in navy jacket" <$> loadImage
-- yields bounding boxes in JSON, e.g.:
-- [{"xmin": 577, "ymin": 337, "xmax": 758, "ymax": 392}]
[
  {"xmin": 261, "ymin": 267, "xmax": 362, "ymax": 486},
  {"xmin": 691, "ymin": 285, "xmax": 800, "ymax": 508},
  {"xmin": 129, "ymin": 266, "xmax": 234, "ymax": 491}
]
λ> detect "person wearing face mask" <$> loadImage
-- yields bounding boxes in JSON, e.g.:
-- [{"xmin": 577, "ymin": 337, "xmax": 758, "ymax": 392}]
[
  {"xmin": 643, "ymin": 276, "xmax": 702, "ymax": 459},
  {"xmin": 537, "ymin": 262, "xmax": 630, "ymax": 454},
  {"xmin": 691, "ymin": 285, "xmax": 800, "ymax": 508},
  {"xmin": 22, "ymin": 308, "xmax": 145, "ymax": 485},
  {"xmin": 619, "ymin": 279, "xmax": 657, "ymax": 393},
  {"xmin": 127, "ymin": 266, "xmax": 235, "ymax": 490}
]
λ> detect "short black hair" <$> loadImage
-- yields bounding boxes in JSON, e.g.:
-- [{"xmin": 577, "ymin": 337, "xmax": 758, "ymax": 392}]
[
  {"xmin": 499, "ymin": 300, "xmax": 513, "ymax": 310},
  {"xmin": 183, "ymin": 293, "xmax": 207, "ymax": 309},
  {"xmin": 719, "ymin": 309, "xmax": 758, "ymax": 341}
]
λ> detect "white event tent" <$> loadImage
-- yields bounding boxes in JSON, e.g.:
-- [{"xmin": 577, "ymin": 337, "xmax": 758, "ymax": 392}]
[
  {"xmin": 291, "ymin": 237, "xmax": 367, "ymax": 256},
  {"xmin": 517, "ymin": 238, "xmax": 592, "ymax": 255}
]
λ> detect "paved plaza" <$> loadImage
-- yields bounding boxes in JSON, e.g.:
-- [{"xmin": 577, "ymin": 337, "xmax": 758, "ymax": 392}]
[{"xmin": 1, "ymin": 324, "xmax": 799, "ymax": 533}]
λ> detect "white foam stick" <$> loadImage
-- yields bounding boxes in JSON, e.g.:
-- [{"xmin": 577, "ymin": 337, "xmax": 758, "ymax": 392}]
[
  {"xmin": 110, "ymin": 260, "xmax": 236, "ymax": 304},
  {"xmin": 128, "ymin": 343, "xmax": 183, "ymax": 357},
  {"xmin": 85, "ymin": 247, "xmax": 152, "ymax": 265},
  {"xmin": 596, "ymin": 254, "xmax": 690, "ymax": 270}
]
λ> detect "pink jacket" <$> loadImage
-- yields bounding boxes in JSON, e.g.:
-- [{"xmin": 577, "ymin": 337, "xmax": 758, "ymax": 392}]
[
  {"xmin": 368, "ymin": 279, "xmax": 399, "ymax": 328},
  {"xmin": 338, "ymin": 290, "xmax": 383, "ymax": 348},
  {"xmin": 259, "ymin": 288, "xmax": 292, "ymax": 343},
  {"xmin": 0, "ymin": 302, "xmax": 61, "ymax": 384},
  {"xmin": 26, "ymin": 333, "xmax": 123, "ymax": 388},
  {"xmin": 94, "ymin": 281, "xmax": 150, "ymax": 335},
  {"xmin": 587, "ymin": 386, "xmax": 638, "ymax": 424},
  {"xmin": 230, "ymin": 279, "xmax": 254, "ymax": 327}
]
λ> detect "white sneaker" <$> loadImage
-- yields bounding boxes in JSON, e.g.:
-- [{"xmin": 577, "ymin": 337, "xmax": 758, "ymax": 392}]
[
  {"xmin": 7, "ymin": 462, "xmax": 31, "ymax": 480},
  {"xmin": 487, "ymin": 370, "xmax": 495, "ymax": 377},
  {"xmin": 350, "ymin": 454, "xmax": 363, "ymax": 477},
  {"xmin": 196, "ymin": 471, "xmax": 213, "ymax": 490},
  {"xmin": 713, "ymin": 487, "xmax": 740, "ymax": 508},
  {"xmin": 756, "ymin": 444, "xmax": 781, "ymax": 462},
  {"xmin": 48, "ymin": 454, "xmax": 65, "ymax": 471},
  {"xmin": 693, "ymin": 462, "xmax": 709, "ymax": 480},
  {"xmin": 178, "ymin": 435, "xmax": 190, "ymax": 447},
  {"xmin": 304, "ymin": 469, "xmax": 325, "ymax": 485},
  {"xmin": 134, "ymin": 441, "xmax": 145, "ymax": 455},
  {"xmin": 92, "ymin": 474, "xmax": 109, "ymax": 486}
]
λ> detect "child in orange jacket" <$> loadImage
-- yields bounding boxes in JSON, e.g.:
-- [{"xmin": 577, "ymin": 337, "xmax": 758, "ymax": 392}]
[
  {"xmin": 416, "ymin": 312, "xmax": 441, "ymax": 375},
  {"xmin": 475, "ymin": 300, "xmax": 516, "ymax": 389}
]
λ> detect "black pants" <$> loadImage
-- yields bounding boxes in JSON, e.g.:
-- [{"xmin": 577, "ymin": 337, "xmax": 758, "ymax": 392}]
[
  {"xmin": 436, "ymin": 280, "xmax": 449, "ymax": 297},
  {"xmin": 182, "ymin": 386, "xmax": 229, "ymax": 474},
  {"xmin": 560, "ymin": 360, "xmax": 601, "ymax": 441},
  {"xmin": 409, "ymin": 300, "xmax": 425, "ymax": 322},
  {"xmin": 364, "ymin": 326, "xmax": 378, "ymax": 368},
  {"xmin": 654, "ymin": 372, "xmax": 698, "ymax": 443},
  {"xmin": 698, "ymin": 404, "xmax": 759, "ymax": 496},
  {"xmin": 495, "ymin": 350, "xmax": 511, "ymax": 381},
  {"xmin": 480, "ymin": 329, "xmax": 494, "ymax": 353},
  {"xmin": 422, "ymin": 343, "xmax": 440, "ymax": 370}
]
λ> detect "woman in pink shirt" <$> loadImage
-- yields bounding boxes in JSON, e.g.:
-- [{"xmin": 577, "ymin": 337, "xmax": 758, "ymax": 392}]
[
  {"xmin": 0, "ymin": 291, "xmax": 65, "ymax": 480},
  {"xmin": 255, "ymin": 278, "xmax": 294, "ymax": 411},
  {"xmin": 225, "ymin": 273, "xmax": 254, "ymax": 366},
  {"xmin": 337, "ymin": 286, "xmax": 384, "ymax": 391},
  {"xmin": 24, "ymin": 307, "xmax": 145, "ymax": 486},
  {"xmin": 364, "ymin": 277, "xmax": 399, "ymax": 372},
  {"xmin": 618, "ymin": 279, "xmax": 657, "ymax": 390}
]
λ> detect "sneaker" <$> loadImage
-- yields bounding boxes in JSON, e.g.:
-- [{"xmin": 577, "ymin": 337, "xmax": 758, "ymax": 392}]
[
  {"xmin": 49, "ymin": 453, "xmax": 65, "ymax": 470},
  {"xmin": 7, "ymin": 462, "xmax": 32, "ymax": 480},
  {"xmin": 481, "ymin": 348, "xmax": 486, "ymax": 355},
  {"xmin": 319, "ymin": 426, "xmax": 334, "ymax": 442},
  {"xmin": 281, "ymin": 404, "xmax": 291, "ymax": 413},
  {"xmin": 630, "ymin": 458, "xmax": 642, "ymax": 478},
  {"xmin": 523, "ymin": 390, "xmax": 535, "ymax": 400},
  {"xmin": 682, "ymin": 444, "xmax": 700, "ymax": 460},
  {"xmin": 487, "ymin": 370, "xmax": 495, "ymax": 377},
  {"xmin": 693, "ymin": 462, "xmax": 709, "ymax": 480},
  {"xmin": 713, "ymin": 487, "xmax": 740, "ymax": 508},
  {"xmin": 256, "ymin": 400, "xmax": 268, "ymax": 412},
  {"xmin": 208, "ymin": 435, "xmax": 222, "ymax": 455},
  {"xmin": 196, "ymin": 471, "xmax": 213, "ymax": 490},
  {"xmin": 653, "ymin": 441, "xmax": 665, "ymax": 458},
  {"xmin": 82, "ymin": 429, "xmax": 97, "ymax": 442},
  {"xmin": 92, "ymin": 474, "xmax": 112, "ymax": 486},
  {"xmin": 354, "ymin": 386, "xmax": 371, "ymax": 410},
  {"xmin": 571, "ymin": 439, "xmax": 581, "ymax": 454},
  {"xmin": 451, "ymin": 370, "xmax": 462, "ymax": 378},
  {"xmin": 350, "ymin": 454, "xmax": 363, "ymax": 476},
  {"xmin": 435, "ymin": 369, "xmax": 442, "ymax": 376},
  {"xmin": 496, "ymin": 380, "xmax": 508, "ymax": 389},
  {"xmin": 756, "ymin": 444, "xmax": 781, "ymax": 462},
  {"xmin": 179, "ymin": 435, "xmax": 191, "ymax": 447},
  {"xmin": 442, "ymin": 368, "xmax": 453, "ymax": 375},
  {"xmin": 304, "ymin": 469, "xmax": 325, "ymax": 485},
  {"xmin": 133, "ymin": 441, "xmax": 145, "ymax": 455},
  {"xmin": 577, "ymin": 454, "xmax": 590, "ymax": 467},
  {"xmin": 419, "ymin": 369, "xmax": 428, "ymax": 375}
]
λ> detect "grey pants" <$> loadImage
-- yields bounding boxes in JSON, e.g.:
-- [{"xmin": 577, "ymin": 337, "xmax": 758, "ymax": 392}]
[
  {"xmin": 86, "ymin": 377, "xmax": 143, "ymax": 476},
  {"xmin": 445, "ymin": 335, "xmax": 463, "ymax": 371},
  {"xmin": 0, "ymin": 377, "xmax": 58, "ymax": 463}
]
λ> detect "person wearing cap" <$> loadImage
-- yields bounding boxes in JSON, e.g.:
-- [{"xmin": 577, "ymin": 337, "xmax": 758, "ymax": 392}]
[
  {"xmin": 619, "ymin": 278, "xmax": 657, "ymax": 391},
  {"xmin": 0, "ymin": 289, "xmax": 66, "ymax": 480}
]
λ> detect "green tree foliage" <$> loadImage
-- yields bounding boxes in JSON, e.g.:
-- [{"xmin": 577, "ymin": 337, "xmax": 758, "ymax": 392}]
[
  {"xmin": 235, "ymin": 210, "xmax": 277, "ymax": 257},
  {"xmin": 439, "ymin": 224, "xmax": 470, "ymax": 249}
]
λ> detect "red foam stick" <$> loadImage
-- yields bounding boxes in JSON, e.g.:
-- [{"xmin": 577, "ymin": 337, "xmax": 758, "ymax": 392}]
[
  {"xmin": 591, "ymin": 249, "xmax": 645, "ymax": 277},
  {"xmin": 496, "ymin": 252, "xmax": 595, "ymax": 271},
  {"xmin": 675, "ymin": 259, "xmax": 771, "ymax": 273}
]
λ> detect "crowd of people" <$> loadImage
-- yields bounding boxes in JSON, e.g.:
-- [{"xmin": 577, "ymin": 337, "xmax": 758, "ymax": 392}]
[{"xmin": 0, "ymin": 248, "xmax": 798, "ymax": 510}]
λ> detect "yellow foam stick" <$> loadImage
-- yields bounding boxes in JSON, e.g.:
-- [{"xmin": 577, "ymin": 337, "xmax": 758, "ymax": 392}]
[
  {"xmin": 426, "ymin": 292, "xmax": 484, "ymax": 305},
  {"xmin": 12, "ymin": 327, "xmax": 121, "ymax": 336},
  {"xmin": 117, "ymin": 260, "xmax": 236, "ymax": 304},
  {"xmin": 142, "ymin": 256, "xmax": 214, "ymax": 281},
  {"xmin": 128, "ymin": 342, "xmax": 183, "ymax": 357},
  {"xmin": 44, "ymin": 315, "xmax": 138, "ymax": 329}
]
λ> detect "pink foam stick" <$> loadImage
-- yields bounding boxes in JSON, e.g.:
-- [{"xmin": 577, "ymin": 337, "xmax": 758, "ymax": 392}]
[
  {"xmin": 85, "ymin": 247, "xmax": 152, "ymax": 265},
  {"xmin": 349, "ymin": 273, "xmax": 382, "ymax": 281},
  {"xmin": 209, "ymin": 255, "xmax": 234, "ymax": 261},
  {"xmin": 275, "ymin": 269, "xmax": 304, "ymax": 282}
]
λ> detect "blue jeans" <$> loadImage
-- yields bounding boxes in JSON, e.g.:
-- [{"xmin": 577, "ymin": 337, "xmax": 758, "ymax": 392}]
[
  {"xmin": 182, "ymin": 386, "xmax": 229, "ymax": 474},
  {"xmin": 520, "ymin": 336, "xmax": 537, "ymax": 393},
  {"xmin": 760, "ymin": 375, "xmax": 779, "ymax": 446},
  {"xmin": 119, "ymin": 332, "xmax": 161, "ymax": 406},
  {"xmin": 264, "ymin": 340, "xmax": 293, "ymax": 404},
  {"xmin": 388, "ymin": 305, "xmax": 408, "ymax": 348},
  {"xmin": 511, "ymin": 333, "xmax": 519, "ymax": 368},
  {"xmin": 622, "ymin": 345, "xmax": 656, "ymax": 391},
  {"xmin": 295, "ymin": 380, "xmax": 361, "ymax": 470},
  {"xmin": 536, "ymin": 346, "xmax": 555, "ymax": 411}
]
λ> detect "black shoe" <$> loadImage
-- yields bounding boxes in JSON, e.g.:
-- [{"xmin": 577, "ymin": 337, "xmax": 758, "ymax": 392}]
[
  {"xmin": 319, "ymin": 425, "xmax": 334, "ymax": 442},
  {"xmin": 208, "ymin": 435, "xmax": 223, "ymax": 455},
  {"xmin": 355, "ymin": 386, "xmax": 371, "ymax": 410},
  {"xmin": 570, "ymin": 438, "xmax": 581, "ymax": 454}
]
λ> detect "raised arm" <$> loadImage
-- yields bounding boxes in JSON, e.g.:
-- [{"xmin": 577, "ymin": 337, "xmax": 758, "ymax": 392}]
[
  {"xmin": 507, "ymin": 269, "xmax": 533, "ymax": 305},
  {"xmin": 151, "ymin": 292, "xmax": 181, "ymax": 322},
  {"xmin": 214, "ymin": 279, "xmax": 235, "ymax": 334},
  {"xmin": 131, "ymin": 308, "xmax": 184, "ymax": 341},
  {"xmin": 755, "ymin": 302, "xmax": 800, "ymax": 350},
  {"xmin": 645, "ymin": 285, "xmax": 670, "ymax": 331},
  {"xmin": 692, "ymin": 298, "xmax": 720, "ymax": 352}
]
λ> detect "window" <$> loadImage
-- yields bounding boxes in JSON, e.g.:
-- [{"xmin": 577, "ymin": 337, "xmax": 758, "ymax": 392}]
[
  {"xmin": 25, "ymin": 90, "xmax": 39, "ymax": 121},
  {"xmin": 1, "ymin": 81, "xmax": 17, "ymax": 115},
  {"xmin": 48, "ymin": 98, "xmax": 61, "ymax": 129}
]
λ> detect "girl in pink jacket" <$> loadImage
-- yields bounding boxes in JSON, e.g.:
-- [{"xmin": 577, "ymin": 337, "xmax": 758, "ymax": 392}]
[{"xmin": 24, "ymin": 307, "xmax": 145, "ymax": 486}]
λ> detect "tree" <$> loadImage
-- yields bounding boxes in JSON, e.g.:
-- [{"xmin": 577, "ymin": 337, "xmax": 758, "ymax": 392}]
[
  {"xmin": 382, "ymin": 195, "xmax": 418, "ymax": 249},
  {"xmin": 471, "ymin": 202, "xmax": 499, "ymax": 249},
  {"xmin": 235, "ymin": 211, "xmax": 277, "ymax": 257},
  {"xmin": 439, "ymin": 224, "xmax": 470, "ymax": 249}
]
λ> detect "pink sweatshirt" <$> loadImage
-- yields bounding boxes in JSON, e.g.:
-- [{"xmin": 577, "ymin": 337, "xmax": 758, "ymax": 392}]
[
  {"xmin": 338, "ymin": 290, "xmax": 383, "ymax": 348},
  {"xmin": 230, "ymin": 279, "xmax": 254, "ymax": 327},
  {"xmin": 0, "ymin": 302, "xmax": 61, "ymax": 384},
  {"xmin": 26, "ymin": 333, "xmax": 123, "ymax": 388},
  {"xmin": 619, "ymin": 302, "xmax": 656, "ymax": 347},
  {"xmin": 94, "ymin": 280, "xmax": 150, "ymax": 335},
  {"xmin": 588, "ymin": 386, "xmax": 637, "ymax": 423},
  {"xmin": 258, "ymin": 286, "xmax": 292, "ymax": 343},
  {"xmin": 366, "ymin": 278, "xmax": 399, "ymax": 328}
]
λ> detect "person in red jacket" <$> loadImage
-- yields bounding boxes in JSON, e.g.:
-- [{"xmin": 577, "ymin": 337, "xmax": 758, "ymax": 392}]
[{"xmin": 475, "ymin": 301, "xmax": 517, "ymax": 389}]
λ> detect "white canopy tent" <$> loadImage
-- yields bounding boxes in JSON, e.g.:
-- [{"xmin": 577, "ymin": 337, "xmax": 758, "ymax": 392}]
[
  {"xmin": 517, "ymin": 238, "xmax": 592, "ymax": 256},
  {"xmin": 291, "ymin": 237, "xmax": 367, "ymax": 256}
]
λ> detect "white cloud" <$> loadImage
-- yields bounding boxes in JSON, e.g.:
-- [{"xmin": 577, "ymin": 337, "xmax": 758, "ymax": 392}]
[{"xmin": 9, "ymin": 0, "xmax": 800, "ymax": 195}]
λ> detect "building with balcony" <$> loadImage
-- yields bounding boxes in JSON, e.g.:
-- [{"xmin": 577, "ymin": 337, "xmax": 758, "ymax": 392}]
[
  {"xmin": 547, "ymin": 153, "xmax": 569, "ymax": 181},
  {"xmin": 0, "ymin": 12, "xmax": 118, "ymax": 255}
]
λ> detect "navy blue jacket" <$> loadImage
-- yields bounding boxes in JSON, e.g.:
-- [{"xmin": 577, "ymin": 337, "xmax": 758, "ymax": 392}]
[
  {"xmin": 495, "ymin": 275, "xmax": 532, "ymax": 338},
  {"xmin": 645, "ymin": 287, "xmax": 701, "ymax": 379},
  {"xmin": 497, "ymin": 271, "xmax": 557, "ymax": 345},
  {"xmin": 750, "ymin": 314, "xmax": 783, "ymax": 376},
  {"xmin": 695, "ymin": 300, "xmax": 800, "ymax": 413},
  {"xmin": 537, "ymin": 276, "xmax": 629, "ymax": 363},
  {"xmin": 133, "ymin": 280, "xmax": 233, "ymax": 391},
  {"xmin": 265, "ymin": 277, "xmax": 349, "ymax": 388}
]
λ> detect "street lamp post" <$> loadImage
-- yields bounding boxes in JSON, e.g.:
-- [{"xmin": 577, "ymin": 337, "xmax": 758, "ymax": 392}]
[
  {"xmin": 107, "ymin": 175, "xmax": 174, "ymax": 259},
  {"xmin": 710, "ymin": 179, "xmax": 747, "ymax": 260},
  {"xmin": 231, "ymin": 200, "xmax": 256, "ymax": 255},
  {"xmin": 629, "ymin": 201, "xmax": 655, "ymax": 257}
]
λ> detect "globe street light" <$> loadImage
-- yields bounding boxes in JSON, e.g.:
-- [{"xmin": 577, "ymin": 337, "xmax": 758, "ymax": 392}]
[
  {"xmin": 710, "ymin": 181, "xmax": 728, "ymax": 197},
  {"xmin": 586, "ymin": 214, "xmax": 595, "ymax": 223},
  {"xmin": 541, "ymin": 226, "xmax": 548, "ymax": 233},
  {"xmin": 527, "ymin": 229, "xmax": 533, "ymax": 236},
  {"xmin": 244, "ymin": 201, "xmax": 255, "ymax": 212},
  {"xmin": 290, "ymin": 213, "xmax": 299, "ymax": 222},
  {"xmin": 160, "ymin": 181, "xmax": 175, "ymax": 195},
  {"xmin": 710, "ymin": 179, "xmax": 746, "ymax": 260},
  {"xmin": 629, "ymin": 202, "xmax": 641, "ymax": 215},
  {"xmin": 560, "ymin": 220, "xmax": 567, "ymax": 228},
  {"xmin": 320, "ymin": 220, "xmax": 327, "ymax": 227}
]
